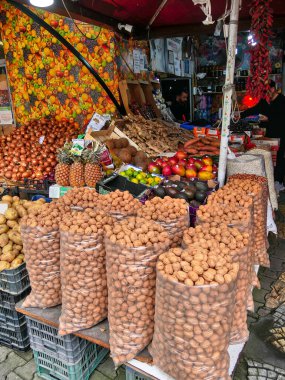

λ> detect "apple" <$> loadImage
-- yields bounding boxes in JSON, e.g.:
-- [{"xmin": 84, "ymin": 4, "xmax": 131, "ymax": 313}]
[
  {"xmin": 178, "ymin": 159, "xmax": 187, "ymax": 167},
  {"xmin": 161, "ymin": 161, "xmax": 170, "ymax": 168},
  {"xmin": 172, "ymin": 164, "xmax": 186, "ymax": 177},
  {"xmin": 148, "ymin": 162, "xmax": 161, "ymax": 174},
  {"xmin": 19, "ymin": 26, "xmax": 27, "ymax": 33},
  {"xmin": 50, "ymin": 20, "xmax": 59, "ymax": 28},
  {"xmin": 185, "ymin": 168, "xmax": 197, "ymax": 179},
  {"xmin": 169, "ymin": 156, "xmax": 179, "ymax": 166},
  {"xmin": 155, "ymin": 158, "xmax": 164, "ymax": 166},
  {"xmin": 162, "ymin": 165, "xmax": 173, "ymax": 177},
  {"xmin": 188, "ymin": 157, "xmax": 196, "ymax": 165},
  {"xmin": 201, "ymin": 165, "xmax": 213, "ymax": 172},
  {"xmin": 56, "ymin": 71, "xmax": 64, "ymax": 78},
  {"xmin": 175, "ymin": 151, "xmax": 188, "ymax": 160},
  {"xmin": 186, "ymin": 163, "xmax": 197, "ymax": 171},
  {"xmin": 194, "ymin": 159, "xmax": 203, "ymax": 170},
  {"xmin": 202, "ymin": 156, "xmax": 213, "ymax": 166}
]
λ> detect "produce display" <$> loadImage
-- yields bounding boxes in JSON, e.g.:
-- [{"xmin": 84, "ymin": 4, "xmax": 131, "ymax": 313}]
[
  {"xmin": 0, "ymin": 195, "xmax": 45, "ymax": 272},
  {"xmin": 150, "ymin": 246, "xmax": 239, "ymax": 380},
  {"xmin": 119, "ymin": 116, "xmax": 193, "ymax": 155},
  {"xmin": 57, "ymin": 187, "xmax": 101, "ymax": 209},
  {"xmin": 59, "ymin": 209, "xmax": 113, "ymax": 335},
  {"xmin": 0, "ymin": 118, "xmax": 79, "ymax": 181},
  {"xmin": 183, "ymin": 136, "xmax": 220, "ymax": 156},
  {"xmin": 183, "ymin": 223, "xmax": 251, "ymax": 343},
  {"xmin": 106, "ymin": 138, "xmax": 150, "ymax": 171},
  {"xmin": 228, "ymin": 174, "xmax": 269, "ymax": 267},
  {"xmin": 148, "ymin": 153, "xmax": 217, "ymax": 181},
  {"xmin": 20, "ymin": 203, "xmax": 70, "ymax": 308},
  {"xmin": 196, "ymin": 202, "xmax": 251, "ymax": 225},
  {"xmin": 55, "ymin": 142, "xmax": 104, "ymax": 188},
  {"xmin": 137, "ymin": 196, "xmax": 189, "ymax": 248},
  {"xmin": 154, "ymin": 179, "xmax": 212, "ymax": 206},
  {"xmin": 105, "ymin": 216, "xmax": 170, "ymax": 365},
  {"xmin": 119, "ymin": 167, "xmax": 162, "ymax": 187}
]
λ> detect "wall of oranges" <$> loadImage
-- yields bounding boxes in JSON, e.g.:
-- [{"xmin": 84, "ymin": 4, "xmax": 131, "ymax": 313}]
[{"xmin": 0, "ymin": 1, "xmax": 120, "ymax": 126}]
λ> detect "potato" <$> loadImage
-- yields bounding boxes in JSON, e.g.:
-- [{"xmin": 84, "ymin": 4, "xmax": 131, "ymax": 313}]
[
  {"xmin": 22, "ymin": 201, "xmax": 33, "ymax": 209},
  {"xmin": 10, "ymin": 257, "xmax": 23, "ymax": 269},
  {"xmin": 0, "ymin": 261, "xmax": 10, "ymax": 271},
  {"xmin": 0, "ymin": 233, "xmax": 9, "ymax": 248},
  {"xmin": 0, "ymin": 215, "xmax": 6, "ymax": 225},
  {"xmin": 15, "ymin": 205, "xmax": 27, "ymax": 217},
  {"xmin": 2, "ymin": 241, "xmax": 13, "ymax": 254},
  {"xmin": 8, "ymin": 231, "xmax": 22, "ymax": 245},
  {"xmin": 5, "ymin": 208, "xmax": 18, "ymax": 221},
  {"xmin": 2, "ymin": 195, "xmax": 13, "ymax": 203},
  {"xmin": 13, "ymin": 196, "xmax": 20, "ymax": 202},
  {"xmin": 7, "ymin": 220, "xmax": 18, "ymax": 229},
  {"xmin": 0, "ymin": 225, "xmax": 9, "ymax": 234},
  {"xmin": 13, "ymin": 244, "xmax": 23, "ymax": 251},
  {"xmin": 17, "ymin": 253, "xmax": 24, "ymax": 260},
  {"xmin": 0, "ymin": 250, "xmax": 16, "ymax": 263}
]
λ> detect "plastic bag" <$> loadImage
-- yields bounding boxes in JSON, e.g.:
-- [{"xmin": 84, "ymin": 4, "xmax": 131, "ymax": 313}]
[
  {"xmin": 150, "ymin": 270, "xmax": 237, "ymax": 380},
  {"xmin": 158, "ymin": 214, "xmax": 189, "ymax": 248},
  {"xmin": 58, "ymin": 231, "xmax": 108, "ymax": 335},
  {"xmin": 227, "ymin": 154, "xmax": 266, "ymax": 177},
  {"xmin": 105, "ymin": 221, "xmax": 170, "ymax": 366},
  {"xmin": 21, "ymin": 225, "xmax": 61, "ymax": 308}
]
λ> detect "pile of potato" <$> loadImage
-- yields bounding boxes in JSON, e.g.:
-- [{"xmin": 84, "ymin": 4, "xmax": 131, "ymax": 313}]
[
  {"xmin": 183, "ymin": 223, "xmax": 251, "ymax": 343},
  {"xmin": 228, "ymin": 174, "xmax": 269, "ymax": 267},
  {"xmin": 137, "ymin": 196, "xmax": 189, "ymax": 248},
  {"xmin": 196, "ymin": 202, "xmax": 251, "ymax": 226},
  {"xmin": 98, "ymin": 190, "xmax": 142, "ymax": 219},
  {"xmin": 20, "ymin": 203, "xmax": 70, "ymax": 308},
  {"xmin": 59, "ymin": 209, "xmax": 113, "ymax": 335},
  {"xmin": 207, "ymin": 186, "xmax": 253, "ymax": 208},
  {"xmin": 150, "ymin": 248, "xmax": 239, "ymax": 380},
  {"xmin": 58, "ymin": 188, "xmax": 102, "ymax": 209},
  {"xmin": 105, "ymin": 216, "xmax": 170, "ymax": 365},
  {"xmin": 0, "ymin": 195, "xmax": 46, "ymax": 272}
]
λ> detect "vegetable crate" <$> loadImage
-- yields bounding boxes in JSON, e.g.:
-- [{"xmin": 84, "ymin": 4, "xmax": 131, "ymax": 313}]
[
  {"xmin": 33, "ymin": 343, "xmax": 109, "ymax": 380},
  {"xmin": 0, "ymin": 263, "xmax": 30, "ymax": 295},
  {"xmin": 0, "ymin": 320, "xmax": 29, "ymax": 351},
  {"xmin": 27, "ymin": 318, "xmax": 93, "ymax": 364},
  {"xmin": 126, "ymin": 366, "xmax": 152, "ymax": 380}
]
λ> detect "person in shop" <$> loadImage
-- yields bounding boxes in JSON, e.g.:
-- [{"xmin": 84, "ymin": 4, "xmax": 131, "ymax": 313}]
[
  {"xmin": 170, "ymin": 89, "xmax": 189, "ymax": 122},
  {"xmin": 241, "ymin": 80, "xmax": 285, "ymax": 184}
]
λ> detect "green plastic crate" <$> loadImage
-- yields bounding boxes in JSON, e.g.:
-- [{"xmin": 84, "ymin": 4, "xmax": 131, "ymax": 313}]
[
  {"xmin": 33, "ymin": 343, "xmax": 109, "ymax": 380},
  {"xmin": 126, "ymin": 366, "xmax": 152, "ymax": 380}
]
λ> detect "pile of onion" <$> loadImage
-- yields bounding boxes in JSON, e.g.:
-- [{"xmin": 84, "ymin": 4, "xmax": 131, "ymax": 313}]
[{"xmin": 0, "ymin": 118, "xmax": 80, "ymax": 181}]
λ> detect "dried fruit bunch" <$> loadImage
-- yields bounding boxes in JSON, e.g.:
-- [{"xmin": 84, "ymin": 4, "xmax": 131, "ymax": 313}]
[
  {"xmin": 196, "ymin": 202, "xmax": 251, "ymax": 225},
  {"xmin": 151, "ymin": 248, "xmax": 238, "ymax": 380},
  {"xmin": 20, "ymin": 202, "xmax": 70, "ymax": 308},
  {"xmin": 59, "ymin": 209, "xmax": 113, "ymax": 335},
  {"xmin": 105, "ymin": 216, "xmax": 170, "ymax": 365},
  {"xmin": 99, "ymin": 190, "xmax": 142, "ymax": 218},
  {"xmin": 137, "ymin": 196, "xmax": 189, "ymax": 248},
  {"xmin": 57, "ymin": 187, "xmax": 102, "ymax": 209},
  {"xmin": 55, "ymin": 143, "xmax": 72, "ymax": 186}
]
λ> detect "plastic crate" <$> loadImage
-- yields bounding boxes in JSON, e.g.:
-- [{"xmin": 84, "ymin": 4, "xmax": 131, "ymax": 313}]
[
  {"xmin": 0, "ymin": 263, "xmax": 30, "ymax": 295},
  {"xmin": 27, "ymin": 318, "xmax": 90, "ymax": 364},
  {"xmin": 33, "ymin": 343, "xmax": 109, "ymax": 380},
  {"xmin": 0, "ymin": 287, "xmax": 31, "ymax": 309},
  {"xmin": 126, "ymin": 366, "xmax": 152, "ymax": 380},
  {"xmin": 96, "ymin": 174, "xmax": 148, "ymax": 198},
  {"xmin": 0, "ymin": 304, "xmax": 26, "ymax": 329},
  {"xmin": 0, "ymin": 322, "xmax": 30, "ymax": 351}
]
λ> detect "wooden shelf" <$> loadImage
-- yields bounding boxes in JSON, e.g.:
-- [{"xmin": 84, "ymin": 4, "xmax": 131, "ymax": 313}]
[{"xmin": 16, "ymin": 299, "xmax": 152, "ymax": 363}]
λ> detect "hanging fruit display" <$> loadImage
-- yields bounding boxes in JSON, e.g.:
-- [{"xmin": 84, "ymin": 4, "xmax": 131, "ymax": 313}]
[{"xmin": 247, "ymin": 0, "xmax": 274, "ymax": 102}]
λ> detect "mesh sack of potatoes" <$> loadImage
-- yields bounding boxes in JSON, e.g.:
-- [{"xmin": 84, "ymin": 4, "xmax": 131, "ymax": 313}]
[
  {"xmin": 57, "ymin": 187, "xmax": 102, "ymax": 210},
  {"xmin": 149, "ymin": 247, "xmax": 239, "ymax": 380},
  {"xmin": 20, "ymin": 203, "xmax": 70, "ymax": 308},
  {"xmin": 228, "ymin": 174, "xmax": 269, "ymax": 267},
  {"xmin": 105, "ymin": 216, "xmax": 170, "ymax": 366},
  {"xmin": 184, "ymin": 223, "xmax": 251, "ymax": 343},
  {"xmin": 137, "ymin": 196, "xmax": 189, "ymax": 248},
  {"xmin": 98, "ymin": 190, "xmax": 143, "ymax": 220},
  {"xmin": 58, "ymin": 209, "xmax": 113, "ymax": 335}
]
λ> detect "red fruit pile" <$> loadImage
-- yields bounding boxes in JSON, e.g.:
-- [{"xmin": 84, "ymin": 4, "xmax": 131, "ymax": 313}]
[{"xmin": 148, "ymin": 151, "xmax": 217, "ymax": 180}]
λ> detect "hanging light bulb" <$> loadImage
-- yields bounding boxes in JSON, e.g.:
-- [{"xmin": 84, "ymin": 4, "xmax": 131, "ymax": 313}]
[{"xmin": 30, "ymin": 0, "xmax": 54, "ymax": 7}]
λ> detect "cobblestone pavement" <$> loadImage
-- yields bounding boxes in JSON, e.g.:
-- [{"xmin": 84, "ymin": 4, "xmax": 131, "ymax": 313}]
[{"xmin": 0, "ymin": 347, "xmax": 126, "ymax": 380}]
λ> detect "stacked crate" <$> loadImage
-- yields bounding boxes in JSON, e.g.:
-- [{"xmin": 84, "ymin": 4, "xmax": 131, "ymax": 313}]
[
  {"xmin": 0, "ymin": 263, "xmax": 31, "ymax": 351},
  {"xmin": 27, "ymin": 318, "xmax": 109, "ymax": 380}
]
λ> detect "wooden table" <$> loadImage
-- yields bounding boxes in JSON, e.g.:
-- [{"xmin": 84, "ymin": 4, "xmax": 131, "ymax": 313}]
[{"xmin": 16, "ymin": 299, "xmax": 152, "ymax": 364}]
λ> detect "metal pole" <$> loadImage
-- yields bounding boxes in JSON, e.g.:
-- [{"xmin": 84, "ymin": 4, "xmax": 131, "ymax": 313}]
[{"xmin": 218, "ymin": 0, "xmax": 240, "ymax": 186}]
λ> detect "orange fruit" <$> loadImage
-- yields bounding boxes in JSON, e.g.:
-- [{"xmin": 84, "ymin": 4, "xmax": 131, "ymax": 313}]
[{"xmin": 81, "ymin": 93, "xmax": 89, "ymax": 101}]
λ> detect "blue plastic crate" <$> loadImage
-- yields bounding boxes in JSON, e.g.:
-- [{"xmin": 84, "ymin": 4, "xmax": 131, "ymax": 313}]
[
  {"xmin": 33, "ymin": 343, "xmax": 109, "ymax": 380},
  {"xmin": 0, "ymin": 304, "xmax": 26, "ymax": 329},
  {"xmin": 126, "ymin": 366, "xmax": 152, "ymax": 380},
  {"xmin": 0, "ymin": 322, "xmax": 30, "ymax": 351},
  {"xmin": 27, "ymin": 318, "xmax": 91, "ymax": 364}
]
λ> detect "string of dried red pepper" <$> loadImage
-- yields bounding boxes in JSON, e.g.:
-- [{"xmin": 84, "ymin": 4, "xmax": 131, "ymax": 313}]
[{"xmin": 246, "ymin": 0, "xmax": 274, "ymax": 102}]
